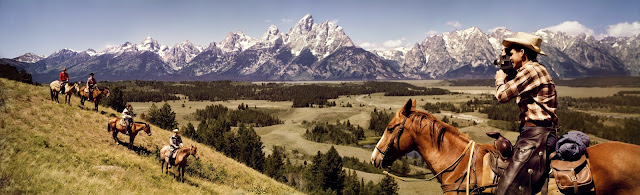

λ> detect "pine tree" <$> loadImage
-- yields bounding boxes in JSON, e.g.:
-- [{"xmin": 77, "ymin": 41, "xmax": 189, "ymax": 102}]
[
  {"xmin": 101, "ymin": 87, "xmax": 126, "ymax": 112},
  {"xmin": 183, "ymin": 122, "xmax": 197, "ymax": 140},
  {"xmin": 378, "ymin": 175, "xmax": 399, "ymax": 195},
  {"xmin": 151, "ymin": 102, "xmax": 178, "ymax": 130},
  {"xmin": 322, "ymin": 146, "xmax": 345, "ymax": 193},
  {"xmin": 264, "ymin": 145, "xmax": 285, "ymax": 181},
  {"xmin": 236, "ymin": 124, "xmax": 265, "ymax": 171}
]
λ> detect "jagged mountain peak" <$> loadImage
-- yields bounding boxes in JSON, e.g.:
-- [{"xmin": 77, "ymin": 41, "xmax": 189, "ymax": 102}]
[
  {"xmin": 137, "ymin": 36, "xmax": 163, "ymax": 52},
  {"xmin": 220, "ymin": 31, "xmax": 258, "ymax": 52},
  {"xmin": 13, "ymin": 52, "xmax": 45, "ymax": 63},
  {"xmin": 288, "ymin": 14, "xmax": 315, "ymax": 36},
  {"xmin": 261, "ymin": 25, "xmax": 281, "ymax": 41}
]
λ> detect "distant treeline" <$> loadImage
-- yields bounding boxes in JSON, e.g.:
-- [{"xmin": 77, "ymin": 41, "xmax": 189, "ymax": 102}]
[
  {"xmin": 194, "ymin": 104, "xmax": 282, "ymax": 127},
  {"xmin": 559, "ymin": 92, "xmax": 640, "ymax": 113},
  {"xmin": 446, "ymin": 77, "xmax": 640, "ymax": 87},
  {"xmin": 303, "ymin": 120, "xmax": 365, "ymax": 145},
  {"xmin": 100, "ymin": 80, "xmax": 450, "ymax": 108},
  {"xmin": 0, "ymin": 63, "xmax": 32, "ymax": 84}
]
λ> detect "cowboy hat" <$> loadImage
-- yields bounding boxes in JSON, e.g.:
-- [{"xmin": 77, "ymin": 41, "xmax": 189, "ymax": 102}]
[
  {"xmin": 173, "ymin": 129, "xmax": 179, "ymax": 132},
  {"xmin": 502, "ymin": 32, "xmax": 546, "ymax": 55},
  {"xmin": 89, "ymin": 72, "xmax": 94, "ymax": 76}
]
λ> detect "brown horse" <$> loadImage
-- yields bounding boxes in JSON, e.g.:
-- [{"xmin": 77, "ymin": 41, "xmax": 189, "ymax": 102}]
[
  {"xmin": 79, "ymin": 86, "xmax": 109, "ymax": 111},
  {"xmin": 159, "ymin": 145, "xmax": 200, "ymax": 182},
  {"xmin": 371, "ymin": 99, "xmax": 640, "ymax": 194},
  {"xmin": 49, "ymin": 81, "xmax": 79, "ymax": 105},
  {"xmin": 107, "ymin": 117, "xmax": 151, "ymax": 149}
]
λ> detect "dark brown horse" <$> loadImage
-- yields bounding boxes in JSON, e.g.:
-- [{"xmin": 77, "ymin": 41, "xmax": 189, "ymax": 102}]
[
  {"xmin": 79, "ymin": 86, "xmax": 109, "ymax": 111},
  {"xmin": 160, "ymin": 145, "xmax": 200, "ymax": 182},
  {"xmin": 371, "ymin": 99, "xmax": 640, "ymax": 194},
  {"xmin": 107, "ymin": 117, "xmax": 151, "ymax": 149},
  {"xmin": 49, "ymin": 81, "xmax": 79, "ymax": 105}
]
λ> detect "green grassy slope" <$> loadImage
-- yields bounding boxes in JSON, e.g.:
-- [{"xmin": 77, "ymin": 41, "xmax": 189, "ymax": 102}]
[{"xmin": 0, "ymin": 78, "xmax": 300, "ymax": 194}]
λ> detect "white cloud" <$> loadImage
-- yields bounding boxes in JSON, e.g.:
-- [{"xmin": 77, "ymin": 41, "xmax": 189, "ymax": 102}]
[
  {"xmin": 606, "ymin": 21, "xmax": 640, "ymax": 37},
  {"xmin": 488, "ymin": 26, "xmax": 507, "ymax": 33},
  {"xmin": 383, "ymin": 38, "xmax": 406, "ymax": 48},
  {"xmin": 330, "ymin": 19, "xmax": 339, "ymax": 24},
  {"xmin": 543, "ymin": 21, "xmax": 595, "ymax": 36},
  {"xmin": 446, "ymin": 21, "xmax": 461, "ymax": 28},
  {"xmin": 359, "ymin": 42, "xmax": 382, "ymax": 50},
  {"xmin": 281, "ymin": 19, "xmax": 293, "ymax": 24},
  {"xmin": 425, "ymin": 30, "xmax": 438, "ymax": 36}
]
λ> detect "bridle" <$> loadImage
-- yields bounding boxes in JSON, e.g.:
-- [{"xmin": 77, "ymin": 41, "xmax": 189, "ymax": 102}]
[
  {"xmin": 375, "ymin": 114, "xmax": 481, "ymax": 194},
  {"xmin": 376, "ymin": 116, "xmax": 409, "ymax": 160}
]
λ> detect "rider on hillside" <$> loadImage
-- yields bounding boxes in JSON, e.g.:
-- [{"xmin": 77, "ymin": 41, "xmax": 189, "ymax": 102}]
[
  {"xmin": 494, "ymin": 32, "xmax": 558, "ymax": 195},
  {"xmin": 122, "ymin": 104, "xmax": 133, "ymax": 135},
  {"xmin": 87, "ymin": 73, "xmax": 97, "ymax": 101},
  {"xmin": 168, "ymin": 129, "xmax": 183, "ymax": 168},
  {"xmin": 59, "ymin": 68, "xmax": 69, "ymax": 94}
]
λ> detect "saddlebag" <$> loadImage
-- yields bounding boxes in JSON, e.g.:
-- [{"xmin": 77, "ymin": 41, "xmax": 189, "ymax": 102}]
[{"xmin": 551, "ymin": 154, "xmax": 594, "ymax": 194}]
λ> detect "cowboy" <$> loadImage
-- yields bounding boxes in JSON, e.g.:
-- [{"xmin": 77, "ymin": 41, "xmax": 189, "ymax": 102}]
[
  {"xmin": 59, "ymin": 68, "xmax": 69, "ymax": 94},
  {"xmin": 122, "ymin": 104, "xmax": 133, "ymax": 135},
  {"xmin": 494, "ymin": 32, "xmax": 558, "ymax": 195},
  {"xmin": 168, "ymin": 129, "xmax": 183, "ymax": 168},
  {"xmin": 86, "ymin": 73, "xmax": 97, "ymax": 101}
]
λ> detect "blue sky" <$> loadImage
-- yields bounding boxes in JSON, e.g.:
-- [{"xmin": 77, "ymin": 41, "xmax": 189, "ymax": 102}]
[{"xmin": 1, "ymin": 0, "xmax": 639, "ymax": 58}]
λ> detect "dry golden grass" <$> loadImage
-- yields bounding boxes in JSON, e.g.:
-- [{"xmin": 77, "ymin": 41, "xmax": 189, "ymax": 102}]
[{"xmin": 0, "ymin": 78, "xmax": 300, "ymax": 194}]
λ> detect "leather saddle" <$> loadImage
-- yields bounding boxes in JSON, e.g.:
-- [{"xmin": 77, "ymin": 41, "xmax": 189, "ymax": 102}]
[
  {"xmin": 118, "ymin": 118, "xmax": 127, "ymax": 127},
  {"xmin": 486, "ymin": 132, "xmax": 512, "ymax": 177}
]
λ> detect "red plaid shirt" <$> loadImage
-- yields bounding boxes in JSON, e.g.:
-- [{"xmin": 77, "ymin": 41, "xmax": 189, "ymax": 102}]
[{"xmin": 495, "ymin": 61, "xmax": 558, "ymax": 125}]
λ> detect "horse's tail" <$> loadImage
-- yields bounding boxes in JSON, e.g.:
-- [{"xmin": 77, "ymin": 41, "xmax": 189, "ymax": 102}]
[
  {"xmin": 107, "ymin": 121, "xmax": 111, "ymax": 132},
  {"xmin": 49, "ymin": 87, "xmax": 53, "ymax": 100}
]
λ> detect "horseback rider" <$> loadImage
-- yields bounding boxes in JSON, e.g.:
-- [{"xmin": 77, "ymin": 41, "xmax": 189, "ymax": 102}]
[
  {"xmin": 168, "ymin": 129, "xmax": 183, "ymax": 168},
  {"xmin": 86, "ymin": 73, "xmax": 97, "ymax": 101},
  {"xmin": 122, "ymin": 104, "xmax": 133, "ymax": 135},
  {"xmin": 59, "ymin": 68, "xmax": 69, "ymax": 94},
  {"xmin": 494, "ymin": 32, "xmax": 558, "ymax": 195}
]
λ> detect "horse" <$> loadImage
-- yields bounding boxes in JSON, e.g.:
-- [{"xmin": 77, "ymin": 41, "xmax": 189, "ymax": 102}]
[
  {"xmin": 371, "ymin": 99, "xmax": 640, "ymax": 194},
  {"xmin": 49, "ymin": 81, "xmax": 79, "ymax": 105},
  {"xmin": 159, "ymin": 145, "xmax": 200, "ymax": 182},
  {"xmin": 79, "ymin": 86, "xmax": 109, "ymax": 111},
  {"xmin": 107, "ymin": 118, "xmax": 151, "ymax": 149}
]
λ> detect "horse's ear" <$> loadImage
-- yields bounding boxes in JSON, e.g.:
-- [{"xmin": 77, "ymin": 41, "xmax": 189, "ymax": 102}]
[{"xmin": 402, "ymin": 99, "xmax": 414, "ymax": 117}]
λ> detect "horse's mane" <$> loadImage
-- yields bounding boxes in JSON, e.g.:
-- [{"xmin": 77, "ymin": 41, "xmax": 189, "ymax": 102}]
[{"xmin": 409, "ymin": 110, "xmax": 470, "ymax": 148}]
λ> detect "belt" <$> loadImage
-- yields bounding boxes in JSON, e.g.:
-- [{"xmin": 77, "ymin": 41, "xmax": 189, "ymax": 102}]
[{"xmin": 522, "ymin": 120, "xmax": 553, "ymax": 127}]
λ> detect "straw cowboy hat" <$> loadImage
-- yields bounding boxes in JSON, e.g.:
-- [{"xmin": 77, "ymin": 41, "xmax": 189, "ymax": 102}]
[
  {"xmin": 502, "ymin": 32, "xmax": 546, "ymax": 56},
  {"xmin": 173, "ymin": 129, "xmax": 179, "ymax": 132}
]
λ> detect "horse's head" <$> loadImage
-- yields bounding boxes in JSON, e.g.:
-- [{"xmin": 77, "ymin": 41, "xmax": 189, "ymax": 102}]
[
  {"xmin": 190, "ymin": 145, "xmax": 200, "ymax": 160},
  {"xmin": 371, "ymin": 98, "xmax": 417, "ymax": 168},
  {"xmin": 70, "ymin": 82, "xmax": 80, "ymax": 93},
  {"xmin": 143, "ymin": 123, "xmax": 151, "ymax": 136},
  {"xmin": 102, "ymin": 87, "xmax": 110, "ymax": 97}
]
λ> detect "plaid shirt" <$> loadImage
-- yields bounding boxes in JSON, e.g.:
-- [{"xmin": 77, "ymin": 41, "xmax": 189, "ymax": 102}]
[{"xmin": 495, "ymin": 61, "xmax": 558, "ymax": 125}]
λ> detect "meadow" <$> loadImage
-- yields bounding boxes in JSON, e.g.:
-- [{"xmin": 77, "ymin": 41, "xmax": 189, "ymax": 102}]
[{"xmin": 0, "ymin": 78, "xmax": 300, "ymax": 194}]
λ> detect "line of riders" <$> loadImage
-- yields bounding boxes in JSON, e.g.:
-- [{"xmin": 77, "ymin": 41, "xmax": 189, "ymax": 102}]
[{"xmin": 57, "ymin": 68, "xmax": 185, "ymax": 170}]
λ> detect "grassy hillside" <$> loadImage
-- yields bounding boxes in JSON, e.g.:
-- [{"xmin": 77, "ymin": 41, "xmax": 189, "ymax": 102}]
[{"xmin": 0, "ymin": 78, "xmax": 300, "ymax": 194}]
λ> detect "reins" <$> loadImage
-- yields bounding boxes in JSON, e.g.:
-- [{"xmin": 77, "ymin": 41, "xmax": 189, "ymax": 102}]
[{"xmin": 383, "ymin": 140, "xmax": 475, "ymax": 183}]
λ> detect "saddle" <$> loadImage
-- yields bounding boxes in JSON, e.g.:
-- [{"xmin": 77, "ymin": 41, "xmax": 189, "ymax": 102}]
[
  {"xmin": 551, "ymin": 154, "xmax": 594, "ymax": 194},
  {"xmin": 119, "ymin": 119, "xmax": 127, "ymax": 127},
  {"xmin": 485, "ymin": 132, "xmax": 595, "ymax": 194},
  {"xmin": 486, "ymin": 132, "xmax": 512, "ymax": 177}
]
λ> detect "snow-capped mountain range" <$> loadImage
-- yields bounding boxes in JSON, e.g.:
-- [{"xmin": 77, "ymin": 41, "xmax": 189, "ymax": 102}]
[{"xmin": 8, "ymin": 14, "xmax": 640, "ymax": 82}]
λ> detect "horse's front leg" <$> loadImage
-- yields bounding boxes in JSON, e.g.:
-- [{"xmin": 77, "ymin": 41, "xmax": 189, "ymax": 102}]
[
  {"xmin": 128, "ymin": 135, "xmax": 135, "ymax": 150},
  {"xmin": 112, "ymin": 130, "xmax": 120, "ymax": 144},
  {"xmin": 94, "ymin": 101, "xmax": 99, "ymax": 111}
]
